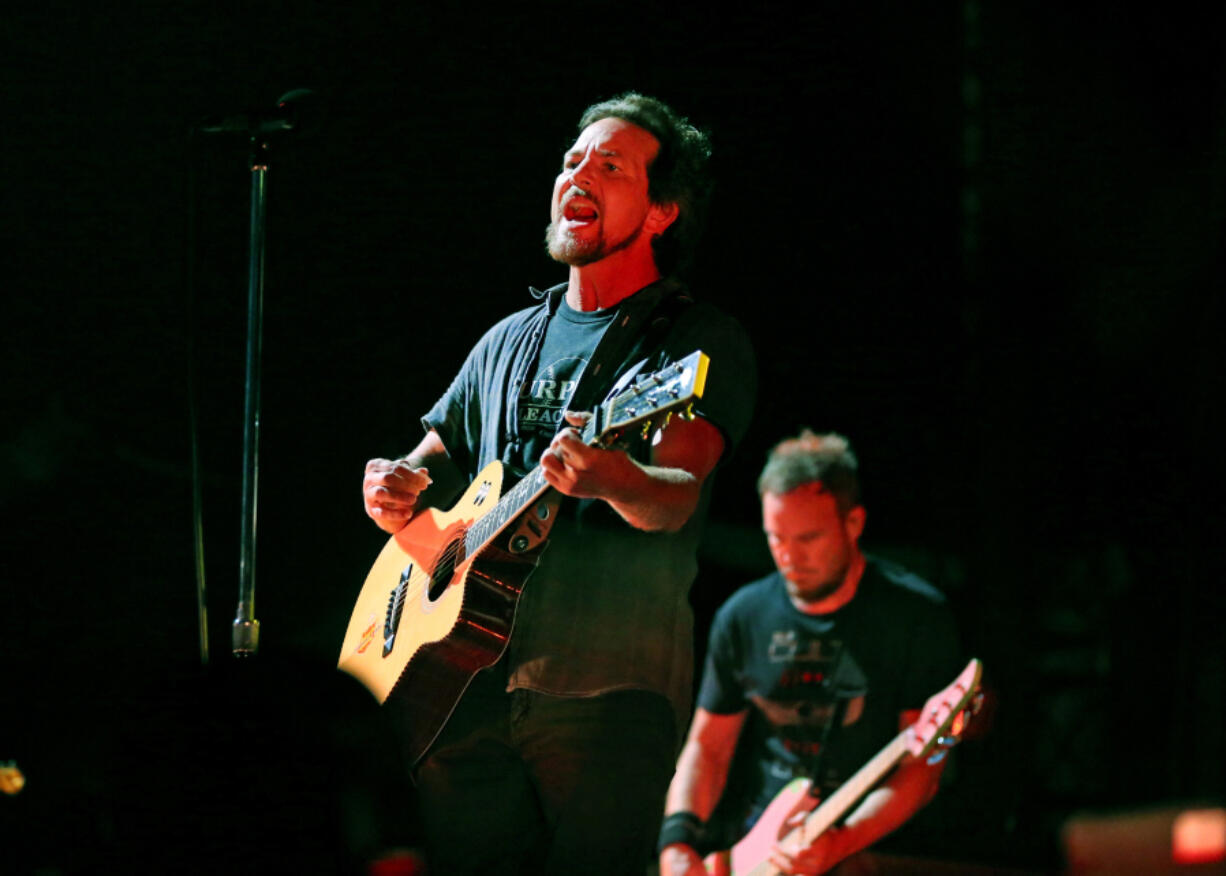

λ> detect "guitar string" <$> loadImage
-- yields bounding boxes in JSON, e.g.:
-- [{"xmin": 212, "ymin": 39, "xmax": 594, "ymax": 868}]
[
  {"xmin": 390, "ymin": 514, "xmax": 492, "ymax": 607},
  {"xmin": 383, "ymin": 406, "xmax": 658, "ymax": 611},
  {"xmin": 380, "ymin": 376, "xmax": 691, "ymax": 615},
  {"xmin": 385, "ymin": 469, "xmax": 547, "ymax": 611}
]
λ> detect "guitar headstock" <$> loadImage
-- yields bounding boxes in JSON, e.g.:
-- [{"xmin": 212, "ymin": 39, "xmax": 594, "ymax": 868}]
[
  {"xmin": 591, "ymin": 350, "xmax": 710, "ymax": 447},
  {"xmin": 909, "ymin": 658, "xmax": 984, "ymax": 760}
]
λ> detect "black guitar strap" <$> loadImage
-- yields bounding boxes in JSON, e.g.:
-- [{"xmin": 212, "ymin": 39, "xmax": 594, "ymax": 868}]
[
  {"xmin": 797, "ymin": 640, "xmax": 851, "ymax": 799},
  {"xmin": 557, "ymin": 278, "xmax": 695, "ymax": 442},
  {"xmin": 501, "ymin": 279, "xmax": 694, "ymax": 481}
]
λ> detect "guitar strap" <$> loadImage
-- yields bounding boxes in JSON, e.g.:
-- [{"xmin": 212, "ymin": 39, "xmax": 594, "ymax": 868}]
[
  {"xmin": 551, "ymin": 278, "xmax": 695, "ymax": 444},
  {"xmin": 795, "ymin": 640, "xmax": 851, "ymax": 798},
  {"xmin": 499, "ymin": 279, "xmax": 694, "ymax": 482}
]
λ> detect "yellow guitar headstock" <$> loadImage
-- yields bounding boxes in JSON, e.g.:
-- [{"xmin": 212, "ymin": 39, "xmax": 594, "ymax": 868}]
[{"xmin": 598, "ymin": 350, "xmax": 709, "ymax": 447}]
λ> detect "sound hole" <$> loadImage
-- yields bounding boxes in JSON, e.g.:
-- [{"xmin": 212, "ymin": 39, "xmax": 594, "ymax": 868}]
[{"xmin": 427, "ymin": 538, "xmax": 461, "ymax": 602}]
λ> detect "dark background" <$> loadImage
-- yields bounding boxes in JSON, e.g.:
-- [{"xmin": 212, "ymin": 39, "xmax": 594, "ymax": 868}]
[{"xmin": 2, "ymin": 2, "xmax": 1223, "ymax": 873}]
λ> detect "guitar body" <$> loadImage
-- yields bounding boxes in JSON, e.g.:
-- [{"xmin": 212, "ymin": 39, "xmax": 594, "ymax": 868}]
[
  {"xmin": 339, "ymin": 352, "xmax": 713, "ymax": 765},
  {"xmin": 338, "ymin": 461, "xmax": 547, "ymax": 763},
  {"xmin": 702, "ymin": 778, "xmax": 818, "ymax": 876},
  {"xmin": 704, "ymin": 658, "xmax": 984, "ymax": 876}
]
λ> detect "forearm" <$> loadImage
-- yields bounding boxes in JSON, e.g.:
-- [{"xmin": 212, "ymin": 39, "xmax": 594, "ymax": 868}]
[
  {"xmin": 542, "ymin": 411, "xmax": 722, "ymax": 531},
  {"xmin": 603, "ymin": 460, "xmax": 703, "ymax": 533},
  {"xmin": 826, "ymin": 758, "xmax": 943, "ymax": 864},
  {"xmin": 659, "ymin": 729, "xmax": 740, "ymax": 875},
  {"xmin": 666, "ymin": 738, "xmax": 732, "ymax": 821}
]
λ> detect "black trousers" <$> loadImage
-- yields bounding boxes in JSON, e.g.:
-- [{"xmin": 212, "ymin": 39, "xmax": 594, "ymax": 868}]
[{"xmin": 408, "ymin": 665, "xmax": 676, "ymax": 875}]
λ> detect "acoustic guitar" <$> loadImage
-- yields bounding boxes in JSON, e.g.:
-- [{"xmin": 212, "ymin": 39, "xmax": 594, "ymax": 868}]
[{"xmin": 339, "ymin": 350, "xmax": 710, "ymax": 764}]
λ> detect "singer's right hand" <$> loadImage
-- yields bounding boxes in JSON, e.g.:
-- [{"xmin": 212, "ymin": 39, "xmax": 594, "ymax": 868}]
[{"xmin": 363, "ymin": 458, "xmax": 432, "ymax": 533}]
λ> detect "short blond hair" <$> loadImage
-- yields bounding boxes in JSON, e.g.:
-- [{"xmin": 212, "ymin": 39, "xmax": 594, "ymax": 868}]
[{"xmin": 757, "ymin": 430, "xmax": 860, "ymax": 514}]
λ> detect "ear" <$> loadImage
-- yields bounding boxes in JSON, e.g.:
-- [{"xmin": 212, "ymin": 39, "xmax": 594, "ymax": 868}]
[
  {"xmin": 844, "ymin": 506, "xmax": 867, "ymax": 543},
  {"xmin": 645, "ymin": 201, "xmax": 679, "ymax": 236}
]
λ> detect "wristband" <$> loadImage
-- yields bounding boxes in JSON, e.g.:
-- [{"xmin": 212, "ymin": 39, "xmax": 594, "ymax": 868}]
[{"xmin": 657, "ymin": 810, "xmax": 707, "ymax": 856}]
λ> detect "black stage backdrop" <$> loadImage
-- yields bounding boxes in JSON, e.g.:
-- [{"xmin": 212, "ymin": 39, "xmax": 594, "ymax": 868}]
[{"xmin": 2, "ymin": 3, "xmax": 1223, "ymax": 873}]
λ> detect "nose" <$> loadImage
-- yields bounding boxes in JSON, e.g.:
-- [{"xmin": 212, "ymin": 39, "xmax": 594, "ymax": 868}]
[{"xmin": 568, "ymin": 153, "xmax": 596, "ymax": 189}]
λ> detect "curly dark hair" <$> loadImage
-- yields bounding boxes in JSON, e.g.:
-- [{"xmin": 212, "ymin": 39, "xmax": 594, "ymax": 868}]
[
  {"xmin": 577, "ymin": 92, "xmax": 713, "ymax": 276},
  {"xmin": 757, "ymin": 430, "xmax": 862, "ymax": 515}
]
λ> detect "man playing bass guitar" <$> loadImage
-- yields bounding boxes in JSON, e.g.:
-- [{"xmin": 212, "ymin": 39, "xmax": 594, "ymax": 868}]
[{"xmin": 660, "ymin": 431, "xmax": 963, "ymax": 875}]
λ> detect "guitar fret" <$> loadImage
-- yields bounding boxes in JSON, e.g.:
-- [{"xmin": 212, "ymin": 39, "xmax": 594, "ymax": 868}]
[
  {"xmin": 457, "ymin": 351, "xmax": 705, "ymax": 560},
  {"xmin": 464, "ymin": 466, "xmax": 548, "ymax": 557}
]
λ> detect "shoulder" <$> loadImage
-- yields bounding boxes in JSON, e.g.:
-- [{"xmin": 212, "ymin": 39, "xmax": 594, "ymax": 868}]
[
  {"xmin": 663, "ymin": 296, "xmax": 757, "ymax": 449},
  {"xmin": 459, "ymin": 298, "xmax": 550, "ymax": 366},
  {"xmin": 481, "ymin": 299, "xmax": 548, "ymax": 343},
  {"xmin": 858, "ymin": 556, "xmax": 952, "ymax": 620},
  {"xmin": 706, "ymin": 572, "xmax": 783, "ymax": 658},
  {"xmin": 714, "ymin": 571, "xmax": 783, "ymax": 626},
  {"xmin": 669, "ymin": 299, "xmax": 754, "ymax": 353}
]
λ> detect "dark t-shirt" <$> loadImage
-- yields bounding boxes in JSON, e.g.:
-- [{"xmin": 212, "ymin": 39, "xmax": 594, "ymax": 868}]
[
  {"xmin": 513, "ymin": 299, "xmax": 615, "ymax": 469},
  {"xmin": 422, "ymin": 281, "xmax": 757, "ymax": 734},
  {"xmin": 699, "ymin": 557, "xmax": 962, "ymax": 836}
]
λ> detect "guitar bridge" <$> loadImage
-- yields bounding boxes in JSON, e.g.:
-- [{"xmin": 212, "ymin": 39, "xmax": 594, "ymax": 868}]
[{"xmin": 383, "ymin": 562, "xmax": 414, "ymax": 657}]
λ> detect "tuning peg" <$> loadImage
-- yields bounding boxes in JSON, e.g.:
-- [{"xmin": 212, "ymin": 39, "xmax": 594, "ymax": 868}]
[
  {"xmin": 681, "ymin": 403, "xmax": 696, "ymax": 422},
  {"xmin": 926, "ymin": 747, "xmax": 951, "ymax": 766}
]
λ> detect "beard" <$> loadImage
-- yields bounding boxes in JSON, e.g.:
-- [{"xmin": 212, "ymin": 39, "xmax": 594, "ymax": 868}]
[
  {"xmin": 784, "ymin": 554, "xmax": 852, "ymax": 605},
  {"xmin": 544, "ymin": 218, "xmax": 644, "ymax": 267}
]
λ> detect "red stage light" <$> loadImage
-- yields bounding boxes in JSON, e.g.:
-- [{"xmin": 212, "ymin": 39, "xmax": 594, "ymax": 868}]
[{"xmin": 1172, "ymin": 808, "xmax": 1226, "ymax": 865}]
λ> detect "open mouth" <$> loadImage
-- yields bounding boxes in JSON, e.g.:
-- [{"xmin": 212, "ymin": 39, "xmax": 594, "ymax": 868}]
[{"xmin": 562, "ymin": 199, "xmax": 599, "ymax": 223}]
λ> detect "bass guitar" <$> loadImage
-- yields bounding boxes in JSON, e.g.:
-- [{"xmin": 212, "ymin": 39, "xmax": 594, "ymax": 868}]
[
  {"xmin": 338, "ymin": 350, "xmax": 711, "ymax": 764},
  {"xmin": 708, "ymin": 657, "xmax": 984, "ymax": 876}
]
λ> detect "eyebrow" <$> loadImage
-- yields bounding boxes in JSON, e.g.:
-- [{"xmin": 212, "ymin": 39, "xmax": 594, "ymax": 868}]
[{"xmin": 565, "ymin": 148, "xmax": 623, "ymax": 158}]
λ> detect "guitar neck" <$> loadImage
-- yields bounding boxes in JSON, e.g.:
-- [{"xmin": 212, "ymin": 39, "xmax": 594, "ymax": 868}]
[
  {"xmin": 802, "ymin": 729, "xmax": 911, "ymax": 837},
  {"xmin": 463, "ymin": 464, "xmax": 551, "ymax": 557},
  {"xmin": 744, "ymin": 732, "xmax": 912, "ymax": 876},
  {"xmin": 460, "ymin": 351, "xmax": 709, "ymax": 560}
]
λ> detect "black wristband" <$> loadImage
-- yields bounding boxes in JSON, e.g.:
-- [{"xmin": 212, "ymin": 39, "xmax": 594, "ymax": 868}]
[{"xmin": 657, "ymin": 810, "xmax": 707, "ymax": 856}]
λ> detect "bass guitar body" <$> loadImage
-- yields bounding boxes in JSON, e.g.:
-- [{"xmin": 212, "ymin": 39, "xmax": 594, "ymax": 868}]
[
  {"xmin": 703, "ymin": 779, "xmax": 818, "ymax": 876},
  {"xmin": 705, "ymin": 658, "xmax": 984, "ymax": 875}
]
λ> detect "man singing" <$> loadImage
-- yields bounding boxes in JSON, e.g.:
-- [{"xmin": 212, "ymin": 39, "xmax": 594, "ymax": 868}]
[{"xmin": 362, "ymin": 93, "xmax": 756, "ymax": 874}]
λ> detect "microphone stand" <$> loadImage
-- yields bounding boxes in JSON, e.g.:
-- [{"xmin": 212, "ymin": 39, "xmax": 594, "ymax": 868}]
[
  {"xmin": 232, "ymin": 134, "xmax": 272, "ymax": 659},
  {"xmin": 190, "ymin": 89, "xmax": 314, "ymax": 661}
]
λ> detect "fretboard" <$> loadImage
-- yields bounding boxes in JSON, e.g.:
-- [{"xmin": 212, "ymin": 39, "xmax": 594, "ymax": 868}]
[
  {"xmin": 805, "ymin": 729, "xmax": 910, "ymax": 836},
  {"xmin": 462, "ymin": 415, "xmax": 606, "ymax": 558},
  {"xmin": 745, "ymin": 730, "xmax": 911, "ymax": 876},
  {"xmin": 462, "ymin": 464, "xmax": 551, "ymax": 558}
]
